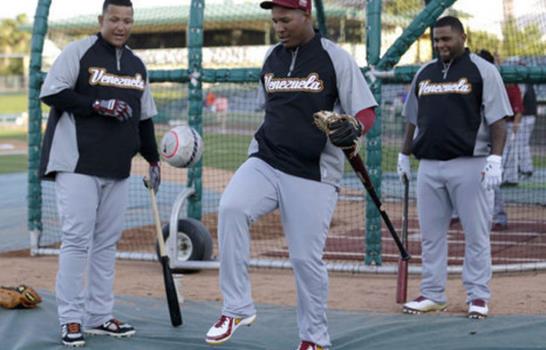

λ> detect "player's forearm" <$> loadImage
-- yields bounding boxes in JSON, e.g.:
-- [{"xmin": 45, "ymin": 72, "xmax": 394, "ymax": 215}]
[
  {"xmin": 489, "ymin": 118, "xmax": 507, "ymax": 156},
  {"xmin": 139, "ymin": 118, "xmax": 160, "ymax": 164},
  {"xmin": 355, "ymin": 107, "xmax": 376, "ymax": 134},
  {"xmin": 400, "ymin": 123, "xmax": 416, "ymax": 155},
  {"xmin": 513, "ymin": 112, "xmax": 523, "ymax": 126},
  {"xmin": 41, "ymin": 89, "xmax": 95, "ymax": 116}
]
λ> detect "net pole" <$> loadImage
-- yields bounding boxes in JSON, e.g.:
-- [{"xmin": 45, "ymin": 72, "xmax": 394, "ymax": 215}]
[
  {"xmin": 187, "ymin": 0, "xmax": 205, "ymax": 220},
  {"xmin": 28, "ymin": 0, "xmax": 52, "ymax": 253},
  {"xmin": 365, "ymin": 0, "xmax": 382, "ymax": 265},
  {"xmin": 313, "ymin": 0, "xmax": 327, "ymax": 37},
  {"xmin": 376, "ymin": 0, "xmax": 457, "ymax": 71},
  {"xmin": 425, "ymin": 0, "xmax": 436, "ymax": 60}
]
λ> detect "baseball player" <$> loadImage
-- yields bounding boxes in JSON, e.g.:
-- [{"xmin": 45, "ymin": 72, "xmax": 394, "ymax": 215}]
[
  {"xmin": 397, "ymin": 16, "xmax": 512, "ymax": 319},
  {"xmin": 499, "ymin": 81, "xmax": 523, "ymax": 186},
  {"xmin": 39, "ymin": 0, "xmax": 160, "ymax": 346},
  {"xmin": 517, "ymin": 82, "xmax": 537, "ymax": 178},
  {"xmin": 476, "ymin": 50, "xmax": 523, "ymax": 231},
  {"xmin": 204, "ymin": 0, "xmax": 377, "ymax": 349}
]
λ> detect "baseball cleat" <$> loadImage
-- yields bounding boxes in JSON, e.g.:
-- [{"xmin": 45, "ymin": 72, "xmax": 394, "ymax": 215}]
[
  {"xmin": 85, "ymin": 318, "xmax": 135, "ymax": 337},
  {"xmin": 403, "ymin": 296, "xmax": 447, "ymax": 314},
  {"xmin": 296, "ymin": 340, "xmax": 328, "ymax": 350},
  {"xmin": 61, "ymin": 323, "xmax": 85, "ymax": 347},
  {"xmin": 468, "ymin": 299, "xmax": 488, "ymax": 319},
  {"xmin": 205, "ymin": 314, "xmax": 256, "ymax": 345}
]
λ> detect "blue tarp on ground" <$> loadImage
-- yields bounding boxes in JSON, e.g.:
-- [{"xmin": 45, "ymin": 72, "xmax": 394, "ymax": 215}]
[
  {"xmin": 0, "ymin": 173, "xmax": 28, "ymax": 252},
  {"xmin": 1, "ymin": 291, "xmax": 546, "ymax": 350}
]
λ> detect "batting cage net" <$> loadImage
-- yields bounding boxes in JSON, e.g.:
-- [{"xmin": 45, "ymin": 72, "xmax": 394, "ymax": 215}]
[{"xmin": 28, "ymin": 0, "xmax": 546, "ymax": 272}]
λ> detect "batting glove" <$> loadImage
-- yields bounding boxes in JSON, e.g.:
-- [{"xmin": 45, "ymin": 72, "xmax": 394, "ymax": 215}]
[
  {"xmin": 148, "ymin": 162, "xmax": 161, "ymax": 193},
  {"xmin": 328, "ymin": 117, "xmax": 363, "ymax": 149},
  {"xmin": 481, "ymin": 155, "xmax": 502, "ymax": 190},
  {"xmin": 397, "ymin": 153, "xmax": 411, "ymax": 183},
  {"xmin": 92, "ymin": 99, "xmax": 132, "ymax": 122}
]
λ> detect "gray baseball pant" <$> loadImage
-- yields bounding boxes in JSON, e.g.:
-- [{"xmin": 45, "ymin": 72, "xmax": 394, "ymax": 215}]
[
  {"xmin": 54, "ymin": 172, "xmax": 128, "ymax": 327},
  {"xmin": 416, "ymin": 157, "xmax": 494, "ymax": 304},
  {"xmin": 218, "ymin": 157, "xmax": 337, "ymax": 347},
  {"xmin": 502, "ymin": 122, "xmax": 518, "ymax": 184},
  {"xmin": 517, "ymin": 115, "xmax": 536, "ymax": 174},
  {"xmin": 493, "ymin": 187, "xmax": 508, "ymax": 226}
]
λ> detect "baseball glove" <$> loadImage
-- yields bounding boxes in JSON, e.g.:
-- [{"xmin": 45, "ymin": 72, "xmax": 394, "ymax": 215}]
[
  {"xmin": 0, "ymin": 285, "xmax": 42, "ymax": 309},
  {"xmin": 313, "ymin": 110, "xmax": 362, "ymax": 152}
]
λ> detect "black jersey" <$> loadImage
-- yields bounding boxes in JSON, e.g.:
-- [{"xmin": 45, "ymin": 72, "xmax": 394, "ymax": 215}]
[
  {"xmin": 40, "ymin": 34, "xmax": 157, "ymax": 179},
  {"xmin": 403, "ymin": 50, "xmax": 512, "ymax": 160},
  {"xmin": 250, "ymin": 33, "xmax": 376, "ymax": 184}
]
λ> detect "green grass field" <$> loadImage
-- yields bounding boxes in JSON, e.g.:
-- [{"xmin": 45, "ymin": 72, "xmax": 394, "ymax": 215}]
[
  {"xmin": 0, "ymin": 93, "xmax": 50, "ymax": 115},
  {"xmin": 201, "ymin": 135, "xmax": 546, "ymax": 173},
  {"xmin": 2, "ymin": 125, "xmax": 545, "ymax": 175},
  {"xmin": 200, "ymin": 134, "xmax": 419, "ymax": 173},
  {"xmin": 1, "ymin": 105, "xmax": 545, "ymax": 176},
  {"xmin": 0, "ymin": 127, "xmax": 27, "ymax": 141},
  {"xmin": 0, "ymin": 93, "xmax": 28, "ymax": 114},
  {"xmin": 0, "ymin": 127, "xmax": 27, "ymax": 173},
  {"xmin": 203, "ymin": 133, "xmax": 251, "ymax": 171},
  {"xmin": 0, "ymin": 154, "xmax": 27, "ymax": 174}
]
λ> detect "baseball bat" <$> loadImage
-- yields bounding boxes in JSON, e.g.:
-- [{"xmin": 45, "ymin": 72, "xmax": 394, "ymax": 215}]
[
  {"xmin": 146, "ymin": 180, "xmax": 183, "ymax": 327},
  {"xmin": 396, "ymin": 174, "xmax": 410, "ymax": 303},
  {"xmin": 343, "ymin": 149, "xmax": 411, "ymax": 260}
]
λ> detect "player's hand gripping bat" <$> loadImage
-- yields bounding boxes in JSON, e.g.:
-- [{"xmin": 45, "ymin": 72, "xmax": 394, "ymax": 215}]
[{"xmin": 313, "ymin": 110, "xmax": 411, "ymax": 261}]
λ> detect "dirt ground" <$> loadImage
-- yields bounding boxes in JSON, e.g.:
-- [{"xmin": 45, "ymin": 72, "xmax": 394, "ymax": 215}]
[{"xmin": 2, "ymin": 252, "xmax": 546, "ymax": 316}]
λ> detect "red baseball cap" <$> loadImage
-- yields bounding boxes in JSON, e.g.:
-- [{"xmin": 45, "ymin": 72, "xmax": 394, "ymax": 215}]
[{"xmin": 260, "ymin": 0, "xmax": 311, "ymax": 14}]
